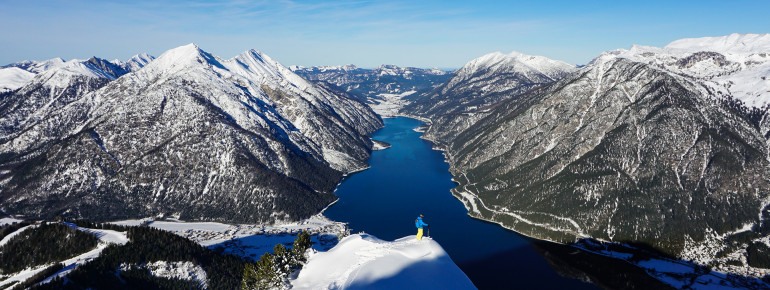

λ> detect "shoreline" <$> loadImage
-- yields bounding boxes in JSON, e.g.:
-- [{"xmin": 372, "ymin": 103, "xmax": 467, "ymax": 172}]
[{"xmin": 398, "ymin": 114, "xmax": 769, "ymax": 287}]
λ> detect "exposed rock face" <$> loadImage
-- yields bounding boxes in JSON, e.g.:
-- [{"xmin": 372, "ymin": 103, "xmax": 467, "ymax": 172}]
[
  {"xmin": 0, "ymin": 44, "xmax": 382, "ymax": 223},
  {"xmin": 290, "ymin": 64, "xmax": 451, "ymax": 104},
  {"xmin": 405, "ymin": 34, "xmax": 770, "ymax": 267},
  {"xmin": 676, "ymin": 51, "xmax": 731, "ymax": 68}
]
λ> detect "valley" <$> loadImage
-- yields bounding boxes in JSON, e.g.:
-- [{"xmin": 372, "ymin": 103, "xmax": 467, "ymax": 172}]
[{"xmin": 1, "ymin": 33, "xmax": 769, "ymax": 289}]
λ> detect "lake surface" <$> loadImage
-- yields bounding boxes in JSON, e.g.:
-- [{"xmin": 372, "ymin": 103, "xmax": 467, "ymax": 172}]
[{"xmin": 324, "ymin": 117, "xmax": 599, "ymax": 289}]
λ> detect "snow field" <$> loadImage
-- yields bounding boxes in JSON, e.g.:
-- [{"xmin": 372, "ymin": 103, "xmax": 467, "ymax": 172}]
[
  {"xmin": 110, "ymin": 214, "xmax": 348, "ymax": 261},
  {"xmin": 120, "ymin": 261, "xmax": 208, "ymax": 288},
  {"xmin": 0, "ymin": 67, "xmax": 35, "ymax": 92},
  {"xmin": 370, "ymin": 90, "xmax": 415, "ymax": 117},
  {"xmin": 613, "ymin": 33, "xmax": 770, "ymax": 108},
  {"xmin": 0, "ymin": 218, "xmax": 25, "ymax": 226},
  {"xmin": 110, "ymin": 216, "xmax": 474, "ymax": 288},
  {"xmin": 291, "ymin": 234, "xmax": 474, "ymax": 289}
]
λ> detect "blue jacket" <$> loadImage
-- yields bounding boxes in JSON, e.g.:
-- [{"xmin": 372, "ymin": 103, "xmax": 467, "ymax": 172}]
[{"xmin": 415, "ymin": 217, "xmax": 428, "ymax": 229}]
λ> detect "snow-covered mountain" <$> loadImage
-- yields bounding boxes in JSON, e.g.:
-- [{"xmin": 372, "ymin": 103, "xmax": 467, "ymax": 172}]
[
  {"xmin": 0, "ymin": 54, "xmax": 156, "ymax": 93},
  {"xmin": 407, "ymin": 34, "xmax": 770, "ymax": 274},
  {"xmin": 290, "ymin": 64, "xmax": 451, "ymax": 104},
  {"xmin": 0, "ymin": 44, "xmax": 382, "ymax": 223},
  {"xmin": 402, "ymin": 50, "xmax": 577, "ymax": 119},
  {"xmin": 401, "ymin": 50, "xmax": 576, "ymax": 145},
  {"xmin": 1, "ymin": 57, "xmax": 66, "ymax": 74},
  {"xmin": 597, "ymin": 33, "xmax": 770, "ymax": 108},
  {"xmin": 452, "ymin": 51, "xmax": 577, "ymax": 87},
  {"xmin": 0, "ymin": 55, "xmax": 154, "ymax": 140},
  {"xmin": 111, "ymin": 52, "xmax": 155, "ymax": 72},
  {"xmin": 0, "ymin": 54, "xmax": 154, "ymax": 94},
  {"xmin": 0, "ymin": 58, "xmax": 66, "ymax": 92}
]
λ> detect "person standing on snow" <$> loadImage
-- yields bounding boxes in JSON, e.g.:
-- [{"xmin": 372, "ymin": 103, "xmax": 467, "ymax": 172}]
[{"xmin": 415, "ymin": 214, "xmax": 429, "ymax": 240}]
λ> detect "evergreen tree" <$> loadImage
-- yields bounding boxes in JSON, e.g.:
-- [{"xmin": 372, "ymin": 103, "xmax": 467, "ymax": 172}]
[
  {"xmin": 240, "ymin": 263, "xmax": 260, "ymax": 290},
  {"xmin": 292, "ymin": 231, "xmax": 312, "ymax": 265},
  {"xmin": 273, "ymin": 244, "xmax": 292, "ymax": 279},
  {"xmin": 255, "ymin": 252, "xmax": 280, "ymax": 289},
  {"xmin": 241, "ymin": 232, "xmax": 314, "ymax": 289}
]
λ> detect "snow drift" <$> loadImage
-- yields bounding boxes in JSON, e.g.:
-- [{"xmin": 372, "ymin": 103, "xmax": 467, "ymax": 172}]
[{"xmin": 292, "ymin": 234, "xmax": 475, "ymax": 289}]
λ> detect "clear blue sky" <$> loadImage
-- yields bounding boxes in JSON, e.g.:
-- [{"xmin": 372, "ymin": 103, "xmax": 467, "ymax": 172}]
[{"xmin": 1, "ymin": 0, "xmax": 768, "ymax": 68}]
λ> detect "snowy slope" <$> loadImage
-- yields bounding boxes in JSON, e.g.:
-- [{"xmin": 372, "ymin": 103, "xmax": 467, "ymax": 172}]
[
  {"xmin": 0, "ymin": 218, "xmax": 24, "ymax": 226},
  {"xmin": 2, "ymin": 58, "xmax": 66, "ymax": 74},
  {"xmin": 666, "ymin": 33, "xmax": 770, "ymax": 54},
  {"xmin": 0, "ymin": 58, "xmax": 118, "ymax": 140},
  {"xmin": 402, "ymin": 50, "xmax": 576, "ymax": 120},
  {"xmin": 404, "ymin": 34, "xmax": 770, "ymax": 283},
  {"xmin": 0, "ymin": 54, "xmax": 154, "ymax": 94},
  {"xmin": 113, "ymin": 44, "xmax": 380, "ymax": 172},
  {"xmin": 450, "ymin": 51, "xmax": 576, "ymax": 88},
  {"xmin": 0, "ymin": 67, "xmax": 34, "ymax": 92},
  {"xmin": 292, "ymin": 234, "xmax": 475, "ymax": 289},
  {"xmin": 607, "ymin": 33, "xmax": 770, "ymax": 108},
  {"xmin": 111, "ymin": 53, "xmax": 155, "ymax": 72},
  {"xmin": 0, "ymin": 53, "xmax": 156, "ymax": 139},
  {"xmin": 0, "ymin": 43, "xmax": 381, "ymax": 223}
]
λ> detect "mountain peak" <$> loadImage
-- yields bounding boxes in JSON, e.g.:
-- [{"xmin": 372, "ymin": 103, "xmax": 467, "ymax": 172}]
[
  {"xmin": 459, "ymin": 50, "xmax": 575, "ymax": 81},
  {"xmin": 376, "ymin": 64, "xmax": 399, "ymax": 69},
  {"xmin": 130, "ymin": 52, "xmax": 155, "ymax": 64},
  {"xmin": 162, "ymin": 43, "xmax": 203, "ymax": 59},
  {"xmin": 235, "ymin": 49, "xmax": 271, "ymax": 65},
  {"xmin": 147, "ymin": 43, "xmax": 226, "ymax": 73},
  {"xmin": 229, "ymin": 49, "xmax": 279, "ymax": 74}
]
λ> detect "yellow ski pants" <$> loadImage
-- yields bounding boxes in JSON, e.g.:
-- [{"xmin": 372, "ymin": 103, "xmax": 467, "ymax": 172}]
[{"xmin": 417, "ymin": 228, "xmax": 424, "ymax": 240}]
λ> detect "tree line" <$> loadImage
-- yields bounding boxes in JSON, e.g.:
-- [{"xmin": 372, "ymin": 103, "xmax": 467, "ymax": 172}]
[{"xmin": 0, "ymin": 222, "xmax": 97, "ymax": 274}]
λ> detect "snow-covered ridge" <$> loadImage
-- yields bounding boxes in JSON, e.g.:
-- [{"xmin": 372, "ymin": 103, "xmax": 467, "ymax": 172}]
[
  {"xmin": 0, "ymin": 67, "xmax": 34, "ymax": 92},
  {"xmin": 455, "ymin": 50, "xmax": 577, "ymax": 83},
  {"xmin": 665, "ymin": 33, "xmax": 770, "ymax": 54},
  {"xmin": 596, "ymin": 33, "xmax": 770, "ymax": 108},
  {"xmin": 291, "ymin": 234, "xmax": 475, "ymax": 289},
  {"xmin": 125, "ymin": 43, "xmax": 378, "ymax": 172},
  {"xmin": 290, "ymin": 64, "xmax": 359, "ymax": 72},
  {"xmin": 0, "ymin": 53, "xmax": 155, "ymax": 92},
  {"xmin": 143, "ymin": 43, "xmax": 321, "ymax": 102},
  {"xmin": 111, "ymin": 52, "xmax": 155, "ymax": 72},
  {"xmin": 2, "ymin": 57, "xmax": 66, "ymax": 74},
  {"xmin": 1, "ymin": 42, "xmax": 381, "ymax": 223},
  {"xmin": 402, "ymin": 50, "xmax": 575, "ymax": 119}
]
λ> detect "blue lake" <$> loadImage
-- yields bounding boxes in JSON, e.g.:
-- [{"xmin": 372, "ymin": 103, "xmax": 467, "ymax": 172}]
[{"xmin": 325, "ymin": 117, "xmax": 599, "ymax": 289}]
